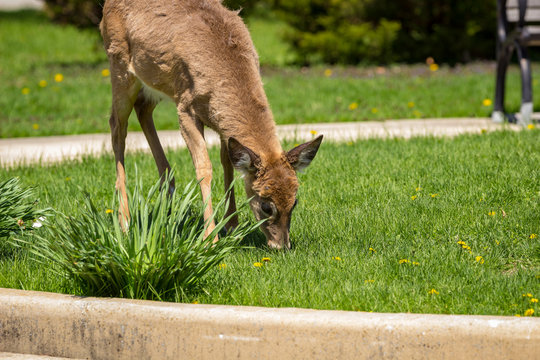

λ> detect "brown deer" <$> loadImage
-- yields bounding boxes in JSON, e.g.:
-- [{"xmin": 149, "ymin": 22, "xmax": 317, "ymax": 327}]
[{"xmin": 100, "ymin": 0, "xmax": 323, "ymax": 249}]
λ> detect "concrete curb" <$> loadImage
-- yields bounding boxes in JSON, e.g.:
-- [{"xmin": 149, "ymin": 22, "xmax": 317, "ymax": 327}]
[
  {"xmin": 0, "ymin": 288, "xmax": 538, "ymax": 359},
  {"xmin": 0, "ymin": 118, "xmax": 521, "ymax": 167}
]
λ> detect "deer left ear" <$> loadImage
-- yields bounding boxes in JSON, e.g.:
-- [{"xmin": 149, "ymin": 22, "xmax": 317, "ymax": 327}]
[{"xmin": 286, "ymin": 135, "xmax": 323, "ymax": 172}]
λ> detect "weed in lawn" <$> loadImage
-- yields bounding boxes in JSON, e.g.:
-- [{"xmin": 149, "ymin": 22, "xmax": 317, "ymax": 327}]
[{"xmin": 12, "ymin": 173, "xmax": 260, "ymax": 301}]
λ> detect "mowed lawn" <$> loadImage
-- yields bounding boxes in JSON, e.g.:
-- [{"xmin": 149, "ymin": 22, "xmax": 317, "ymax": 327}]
[
  {"xmin": 2, "ymin": 10, "xmax": 540, "ymax": 138},
  {"xmin": 1, "ymin": 130, "xmax": 538, "ymax": 316}
]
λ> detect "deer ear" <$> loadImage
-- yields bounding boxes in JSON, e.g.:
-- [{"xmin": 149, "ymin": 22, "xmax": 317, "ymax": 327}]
[
  {"xmin": 287, "ymin": 135, "xmax": 323, "ymax": 172},
  {"xmin": 228, "ymin": 137, "xmax": 261, "ymax": 173}
]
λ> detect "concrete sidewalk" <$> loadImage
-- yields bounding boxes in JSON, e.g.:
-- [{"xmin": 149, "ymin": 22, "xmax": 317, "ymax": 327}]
[
  {"xmin": 0, "ymin": 0, "xmax": 43, "ymax": 11},
  {"xmin": 0, "ymin": 118, "xmax": 520, "ymax": 168}
]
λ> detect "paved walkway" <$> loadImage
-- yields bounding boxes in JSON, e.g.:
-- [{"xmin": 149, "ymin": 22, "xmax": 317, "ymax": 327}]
[
  {"xmin": 0, "ymin": 118, "xmax": 520, "ymax": 168},
  {"xmin": 0, "ymin": 0, "xmax": 43, "ymax": 11}
]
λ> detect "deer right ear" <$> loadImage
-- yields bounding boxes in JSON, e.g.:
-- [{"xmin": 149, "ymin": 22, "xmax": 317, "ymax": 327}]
[{"xmin": 228, "ymin": 137, "xmax": 260, "ymax": 173}]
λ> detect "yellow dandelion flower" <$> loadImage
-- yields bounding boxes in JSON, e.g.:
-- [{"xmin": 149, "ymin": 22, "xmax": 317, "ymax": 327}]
[
  {"xmin": 371, "ymin": 107, "xmax": 378, "ymax": 114},
  {"xmin": 413, "ymin": 110, "xmax": 422, "ymax": 118},
  {"xmin": 495, "ymin": 240, "xmax": 500, "ymax": 245},
  {"xmin": 368, "ymin": 247, "xmax": 376, "ymax": 253},
  {"xmin": 21, "ymin": 87, "xmax": 30, "ymax": 95},
  {"xmin": 348, "ymin": 102, "xmax": 358, "ymax": 110},
  {"xmin": 364, "ymin": 279, "xmax": 375, "ymax": 284},
  {"xmin": 105, "ymin": 209, "xmax": 113, "ymax": 214},
  {"xmin": 527, "ymin": 124, "xmax": 535, "ymax": 130},
  {"xmin": 429, "ymin": 63, "xmax": 439, "ymax": 72},
  {"xmin": 431, "ymin": 193, "xmax": 438, "ymax": 198},
  {"xmin": 524, "ymin": 308, "xmax": 535, "ymax": 316},
  {"xmin": 192, "ymin": 301, "xmax": 199, "ymax": 304},
  {"xmin": 332, "ymin": 256, "xmax": 341, "ymax": 261},
  {"xmin": 253, "ymin": 262, "xmax": 263, "ymax": 268},
  {"xmin": 38, "ymin": 80, "xmax": 47, "ymax": 87},
  {"xmin": 411, "ymin": 195, "xmax": 417, "ymax": 200},
  {"xmin": 475, "ymin": 256, "xmax": 485, "ymax": 264},
  {"xmin": 530, "ymin": 298, "xmax": 538, "ymax": 303},
  {"xmin": 310, "ymin": 130, "xmax": 318, "ymax": 135},
  {"xmin": 324, "ymin": 68, "xmax": 332, "ymax": 77},
  {"xmin": 101, "ymin": 68, "xmax": 110, "ymax": 77},
  {"xmin": 218, "ymin": 263, "xmax": 227, "ymax": 269},
  {"xmin": 261, "ymin": 257, "xmax": 271, "ymax": 262},
  {"xmin": 346, "ymin": 141, "xmax": 353, "ymax": 146},
  {"xmin": 488, "ymin": 211, "xmax": 496, "ymax": 216},
  {"xmin": 412, "ymin": 261, "xmax": 420, "ymax": 266},
  {"xmin": 428, "ymin": 288, "xmax": 439, "ymax": 295},
  {"xmin": 415, "ymin": 186, "xmax": 421, "ymax": 191},
  {"xmin": 463, "ymin": 245, "xmax": 471, "ymax": 251},
  {"xmin": 481, "ymin": 128, "xmax": 487, "ymax": 134},
  {"xmin": 407, "ymin": 101, "xmax": 415, "ymax": 108},
  {"xmin": 514, "ymin": 314, "xmax": 521, "ymax": 317},
  {"xmin": 32, "ymin": 123, "xmax": 39, "ymax": 130},
  {"xmin": 523, "ymin": 293, "xmax": 533, "ymax": 297},
  {"xmin": 399, "ymin": 259, "xmax": 409, "ymax": 264},
  {"xmin": 65, "ymin": 177, "xmax": 71, "ymax": 181},
  {"xmin": 482, "ymin": 99, "xmax": 492, "ymax": 107},
  {"xmin": 54, "ymin": 73, "xmax": 64, "ymax": 82},
  {"xmin": 529, "ymin": 233, "xmax": 537, "ymax": 239},
  {"xmin": 457, "ymin": 240, "xmax": 466, "ymax": 245}
]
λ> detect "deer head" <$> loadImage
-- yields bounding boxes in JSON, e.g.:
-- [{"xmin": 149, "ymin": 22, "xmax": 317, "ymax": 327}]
[{"xmin": 228, "ymin": 135, "xmax": 323, "ymax": 249}]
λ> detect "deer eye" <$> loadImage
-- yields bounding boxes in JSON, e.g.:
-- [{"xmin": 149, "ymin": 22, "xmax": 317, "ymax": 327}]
[{"xmin": 261, "ymin": 201, "xmax": 273, "ymax": 216}]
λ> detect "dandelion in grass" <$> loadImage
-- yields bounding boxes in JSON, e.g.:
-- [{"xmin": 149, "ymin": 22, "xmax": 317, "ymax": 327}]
[
  {"xmin": 65, "ymin": 177, "xmax": 71, "ymax": 181},
  {"xmin": 105, "ymin": 209, "xmax": 113, "ymax": 214},
  {"xmin": 261, "ymin": 257, "xmax": 271, "ymax": 262},
  {"xmin": 429, "ymin": 63, "xmax": 439, "ymax": 72},
  {"xmin": 527, "ymin": 124, "xmax": 535, "ymax": 130},
  {"xmin": 412, "ymin": 261, "xmax": 420, "ymax": 266},
  {"xmin": 530, "ymin": 233, "xmax": 537, "ymax": 239},
  {"xmin": 253, "ymin": 262, "xmax": 263, "ymax": 268},
  {"xmin": 38, "ymin": 80, "xmax": 47, "ymax": 87},
  {"xmin": 415, "ymin": 186, "xmax": 421, "ymax": 191},
  {"xmin": 192, "ymin": 301, "xmax": 199, "ymax": 304},
  {"xmin": 346, "ymin": 141, "xmax": 353, "ymax": 146},
  {"xmin": 523, "ymin": 293, "xmax": 533, "ymax": 297},
  {"xmin": 218, "ymin": 263, "xmax": 227, "ymax": 270},
  {"xmin": 54, "ymin": 73, "xmax": 64, "ymax": 83},
  {"xmin": 399, "ymin": 259, "xmax": 409, "ymax": 264},
  {"xmin": 531, "ymin": 298, "xmax": 538, "ymax": 303},
  {"xmin": 431, "ymin": 193, "xmax": 438, "ymax": 198},
  {"xmin": 371, "ymin": 107, "xmax": 378, "ymax": 114},
  {"xmin": 481, "ymin": 128, "xmax": 487, "ymax": 134},
  {"xmin": 488, "ymin": 211, "xmax": 496, "ymax": 216},
  {"xmin": 457, "ymin": 240, "xmax": 466, "ymax": 245},
  {"xmin": 408, "ymin": 102, "xmax": 415, "ymax": 108},
  {"xmin": 413, "ymin": 110, "xmax": 422, "ymax": 118},
  {"xmin": 348, "ymin": 102, "xmax": 358, "ymax": 110},
  {"xmin": 365, "ymin": 279, "xmax": 375, "ymax": 284},
  {"xmin": 332, "ymin": 256, "xmax": 341, "ymax": 261},
  {"xmin": 524, "ymin": 309, "xmax": 535, "ymax": 316},
  {"xmin": 21, "ymin": 87, "xmax": 30, "ymax": 95},
  {"xmin": 101, "ymin": 68, "xmax": 110, "ymax": 77},
  {"xmin": 368, "ymin": 247, "xmax": 376, "ymax": 253},
  {"xmin": 428, "ymin": 289, "xmax": 439, "ymax": 295},
  {"xmin": 411, "ymin": 195, "xmax": 417, "ymax": 200},
  {"xmin": 32, "ymin": 124, "xmax": 39, "ymax": 130},
  {"xmin": 475, "ymin": 256, "xmax": 484, "ymax": 264},
  {"xmin": 310, "ymin": 130, "xmax": 318, "ymax": 136},
  {"xmin": 515, "ymin": 314, "xmax": 521, "ymax": 317},
  {"xmin": 482, "ymin": 99, "xmax": 492, "ymax": 107},
  {"xmin": 324, "ymin": 69, "xmax": 332, "ymax": 77}
]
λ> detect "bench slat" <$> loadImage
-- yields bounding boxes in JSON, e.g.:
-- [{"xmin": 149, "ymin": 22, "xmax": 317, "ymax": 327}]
[
  {"xmin": 507, "ymin": 0, "xmax": 540, "ymax": 8},
  {"xmin": 507, "ymin": 8, "xmax": 540, "ymax": 21}
]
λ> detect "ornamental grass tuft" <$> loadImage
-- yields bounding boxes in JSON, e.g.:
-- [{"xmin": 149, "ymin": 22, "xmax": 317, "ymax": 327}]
[
  {"xmin": 0, "ymin": 177, "xmax": 50, "ymax": 241},
  {"xmin": 15, "ymin": 173, "xmax": 259, "ymax": 300}
]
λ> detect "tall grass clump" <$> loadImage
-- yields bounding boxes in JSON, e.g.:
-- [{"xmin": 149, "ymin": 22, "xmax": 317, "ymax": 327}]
[
  {"xmin": 0, "ymin": 177, "xmax": 49, "ymax": 245},
  {"xmin": 18, "ymin": 173, "xmax": 259, "ymax": 300}
]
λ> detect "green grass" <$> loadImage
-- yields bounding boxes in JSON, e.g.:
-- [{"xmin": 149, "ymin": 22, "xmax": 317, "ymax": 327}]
[
  {"xmin": 1, "ymin": 130, "xmax": 539, "ymax": 316},
  {"xmin": 1, "ymin": 10, "xmax": 539, "ymax": 138}
]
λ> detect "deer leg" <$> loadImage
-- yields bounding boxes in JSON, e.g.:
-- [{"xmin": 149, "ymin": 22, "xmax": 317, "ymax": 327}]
[
  {"xmin": 134, "ymin": 90, "xmax": 174, "ymax": 192},
  {"xmin": 109, "ymin": 71, "xmax": 140, "ymax": 227},
  {"xmin": 220, "ymin": 139, "xmax": 239, "ymax": 231},
  {"xmin": 177, "ymin": 108, "xmax": 217, "ymax": 242}
]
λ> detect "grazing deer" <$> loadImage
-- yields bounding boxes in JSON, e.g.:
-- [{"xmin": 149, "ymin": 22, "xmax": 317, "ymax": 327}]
[{"xmin": 100, "ymin": 0, "xmax": 322, "ymax": 249}]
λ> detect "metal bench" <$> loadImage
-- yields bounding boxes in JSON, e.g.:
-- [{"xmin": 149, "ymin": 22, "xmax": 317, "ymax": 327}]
[{"xmin": 493, "ymin": 0, "xmax": 540, "ymax": 125}]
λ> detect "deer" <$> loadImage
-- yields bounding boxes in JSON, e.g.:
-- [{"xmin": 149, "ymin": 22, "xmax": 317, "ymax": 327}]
[{"xmin": 100, "ymin": 0, "xmax": 323, "ymax": 250}]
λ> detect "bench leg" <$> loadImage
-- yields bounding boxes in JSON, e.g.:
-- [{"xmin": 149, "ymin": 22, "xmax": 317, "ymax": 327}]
[
  {"xmin": 493, "ymin": 46, "xmax": 512, "ymax": 123},
  {"xmin": 517, "ymin": 44, "xmax": 533, "ymax": 126}
]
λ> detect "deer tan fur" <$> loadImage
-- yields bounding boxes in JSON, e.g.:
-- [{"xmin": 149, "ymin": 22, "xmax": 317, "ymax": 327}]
[{"xmin": 100, "ymin": 0, "xmax": 322, "ymax": 249}]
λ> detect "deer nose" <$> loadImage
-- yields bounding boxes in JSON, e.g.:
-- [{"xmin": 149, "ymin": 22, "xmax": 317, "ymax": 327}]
[{"xmin": 267, "ymin": 232, "xmax": 291, "ymax": 250}]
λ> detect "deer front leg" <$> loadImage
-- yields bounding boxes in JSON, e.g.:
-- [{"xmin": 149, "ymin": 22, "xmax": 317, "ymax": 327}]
[
  {"xmin": 178, "ymin": 109, "xmax": 217, "ymax": 242},
  {"xmin": 220, "ymin": 139, "xmax": 239, "ymax": 231}
]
